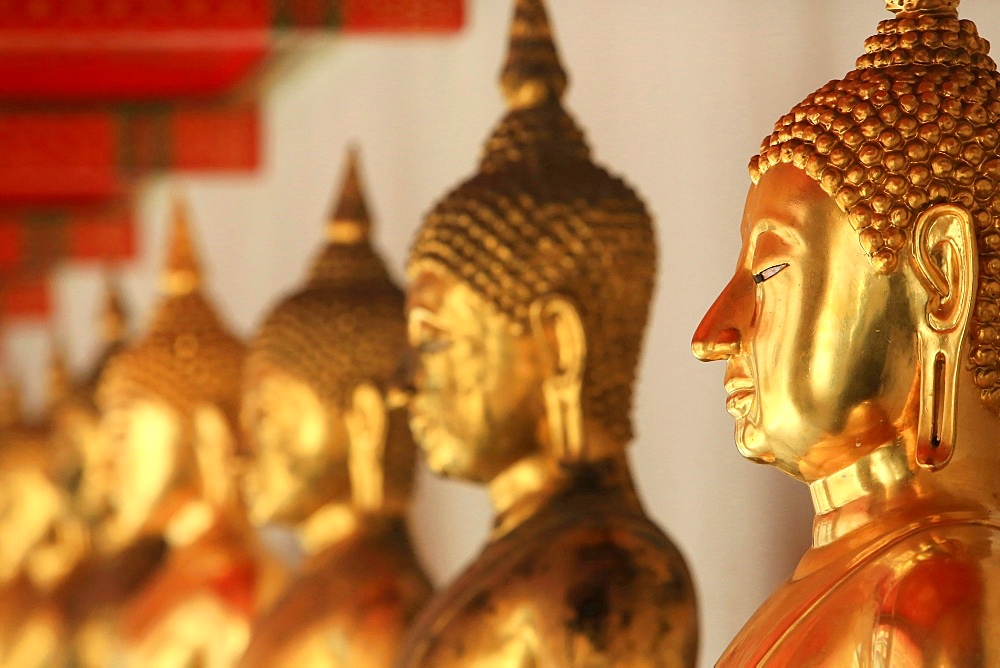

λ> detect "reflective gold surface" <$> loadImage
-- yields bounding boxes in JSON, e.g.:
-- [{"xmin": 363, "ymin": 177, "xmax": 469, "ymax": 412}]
[
  {"xmin": 0, "ymin": 392, "xmax": 84, "ymax": 667},
  {"xmin": 693, "ymin": 1, "xmax": 1000, "ymax": 663},
  {"xmin": 239, "ymin": 149, "xmax": 431, "ymax": 667},
  {"xmin": 92, "ymin": 198, "xmax": 277, "ymax": 667},
  {"xmin": 48, "ymin": 279, "xmax": 129, "ymax": 549},
  {"xmin": 399, "ymin": 0, "xmax": 697, "ymax": 665}
]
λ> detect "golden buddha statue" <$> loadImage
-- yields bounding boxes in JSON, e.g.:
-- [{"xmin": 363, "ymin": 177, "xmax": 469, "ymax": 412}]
[
  {"xmin": 96, "ymin": 199, "xmax": 278, "ymax": 667},
  {"xmin": 49, "ymin": 280, "xmax": 129, "ymax": 548},
  {"xmin": 693, "ymin": 0, "xmax": 1000, "ymax": 663},
  {"xmin": 0, "ymin": 380, "xmax": 85, "ymax": 667},
  {"xmin": 399, "ymin": 1, "xmax": 698, "ymax": 665},
  {"xmin": 44, "ymin": 282, "xmax": 160, "ymax": 668},
  {"xmin": 238, "ymin": 149, "xmax": 432, "ymax": 668}
]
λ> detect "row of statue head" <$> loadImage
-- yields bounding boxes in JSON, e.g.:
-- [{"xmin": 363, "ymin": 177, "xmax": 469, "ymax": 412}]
[
  {"xmin": 0, "ymin": 147, "xmax": 425, "ymax": 666},
  {"xmin": 5, "ymin": 0, "xmax": 999, "ymax": 664},
  {"xmin": 0, "ymin": 0, "xmax": 697, "ymax": 664},
  {"xmin": 0, "ymin": 283, "xmax": 125, "ymax": 666}
]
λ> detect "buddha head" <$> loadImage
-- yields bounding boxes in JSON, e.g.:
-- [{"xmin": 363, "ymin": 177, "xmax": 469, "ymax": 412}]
[
  {"xmin": 0, "ymin": 391, "xmax": 56, "ymax": 584},
  {"xmin": 693, "ymin": 0, "xmax": 1000, "ymax": 482},
  {"xmin": 242, "ymin": 149, "xmax": 415, "ymax": 528},
  {"xmin": 48, "ymin": 283, "xmax": 129, "ymax": 540},
  {"xmin": 407, "ymin": 0, "xmax": 656, "ymax": 484},
  {"xmin": 98, "ymin": 200, "xmax": 245, "ymax": 545}
]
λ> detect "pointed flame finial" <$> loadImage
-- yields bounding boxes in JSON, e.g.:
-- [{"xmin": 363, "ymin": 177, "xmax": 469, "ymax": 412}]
[
  {"xmin": 161, "ymin": 194, "xmax": 203, "ymax": 296},
  {"xmin": 500, "ymin": 0, "xmax": 568, "ymax": 110},
  {"xmin": 46, "ymin": 341, "xmax": 72, "ymax": 414},
  {"xmin": 326, "ymin": 146, "xmax": 372, "ymax": 246},
  {"xmin": 886, "ymin": 0, "xmax": 959, "ymax": 17},
  {"xmin": 0, "ymin": 371, "xmax": 21, "ymax": 431},
  {"xmin": 100, "ymin": 271, "xmax": 128, "ymax": 347}
]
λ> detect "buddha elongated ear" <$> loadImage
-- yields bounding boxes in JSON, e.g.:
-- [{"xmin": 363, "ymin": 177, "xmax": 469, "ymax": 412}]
[
  {"xmin": 345, "ymin": 383, "xmax": 387, "ymax": 513},
  {"xmin": 910, "ymin": 203, "xmax": 978, "ymax": 471},
  {"xmin": 192, "ymin": 404, "xmax": 236, "ymax": 507},
  {"xmin": 529, "ymin": 294, "xmax": 586, "ymax": 464}
]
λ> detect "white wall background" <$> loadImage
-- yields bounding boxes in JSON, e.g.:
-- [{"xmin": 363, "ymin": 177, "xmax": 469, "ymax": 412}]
[{"xmin": 8, "ymin": 1, "xmax": 1000, "ymax": 663}]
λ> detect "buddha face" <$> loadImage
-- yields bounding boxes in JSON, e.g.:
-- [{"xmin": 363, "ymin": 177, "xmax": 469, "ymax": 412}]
[
  {"xmin": 241, "ymin": 365, "xmax": 349, "ymax": 526},
  {"xmin": 692, "ymin": 163, "xmax": 922, "ymax": 482},
  {"xmin": 103, "ymin": 396, "xmax": 182, "ymax": 542},
  {"xmin": 53, "ymin": 404, "xmax": 111, "ymax": 528},
  {"xmin": 407, "ymin": 265, "xmax": 545, "ymax": 483},
  {"xmin": 0, "ymin": 455, "xmax": 61, "ymax": 583}
]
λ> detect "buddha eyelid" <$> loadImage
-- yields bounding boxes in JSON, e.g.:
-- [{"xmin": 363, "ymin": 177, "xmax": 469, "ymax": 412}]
[
  {"xmin": 753, "ymin": 263, "xmax": 789, "ymax": 285},
  {"xmin": 418, "ymin": 339, "xmax": 453, "ymax": 354}
]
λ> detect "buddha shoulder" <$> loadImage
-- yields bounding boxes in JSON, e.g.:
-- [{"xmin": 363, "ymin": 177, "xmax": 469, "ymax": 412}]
[
  {"xmin": 724, "ymin": 518, "xmax": 1000, "ymax": 666},
  {"xmin": 408, "ymin": 502, "xmax": 696, "ymax": 666}
]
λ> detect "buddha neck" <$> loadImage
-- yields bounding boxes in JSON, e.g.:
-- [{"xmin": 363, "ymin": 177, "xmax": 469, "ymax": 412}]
[
  {"xmin": 488, "ymin": 448, "xmax": 639, "ymax": 540},
  {"xmin": 809, "ymin": 444, "xmax": 919, "ymax": 548},
  {"xmin": 117, "ymin": 487, "xmax": 210, "ymax": 551},
  {"xmin": 489, "ymin": 453, "xmax": 555, "ymax": 539},
  {"xmin": 296, "ymin": 502, "xmax": 365, "ymax": 557},
  {"xmin": 162, "ymin": 497, "xmax": 216, "ymax": 549},
  {"xmin": 808, "ymin": 378, "xmax": 1000, "ymax": 549}
]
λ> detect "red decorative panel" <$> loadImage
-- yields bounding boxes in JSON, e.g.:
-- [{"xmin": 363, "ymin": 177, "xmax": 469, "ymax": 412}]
[
  {"xmin": 0, "ymin": 104, "xmax": 261, "ymax": 206},
  {"xmin": 0, "ymin": 112, "xmax": 122, "ymax": 203},
  {"xmin": 68, "ymin": 204, "xmax": 137, "ymax": 261},
  {"xmin": 0, "ymin": 218, "xmax": 23, "ymax": 270},
  {"xmin": 0, "ymin": 275, "xmax": 50, "ymax": 319},
  {"xmin": 21, "ymin": 211, "xmax": 67, "ymax": 270},
  {"xmin": 0, "ymin": 0, "xmax": 465, "ymax": 319},
  {"xmin": 0, "ymin": 0, "xmax": 272, "ymax": 101},
  {"xmin": 275, "ymin": 0, "xmax": 338, "ymax": 28},
  {"xmin": 0, "ymin": 203, "xmax": 136, "ymax": 273},
  {"xmin": 170, "ymin": 105, "xmax": 260, "ymax": 171},
  {"xmin": 341, "ymin": 0, "xmax": 464, "ymax": 32}
]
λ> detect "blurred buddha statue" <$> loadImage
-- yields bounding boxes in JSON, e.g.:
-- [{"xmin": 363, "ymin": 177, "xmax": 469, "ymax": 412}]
[
  {"xmin": 49, "ymin": 278, "xmax": 129, "ymax": 549},
  {"xmin": 0, "ymin": 375, "xmax": 86, "ymax": 668},
  {"xmin": 693, "ymin": 0, "xmax": 1000, "ymax": 663},
  {"xmin": 239, "ymin": 148, "xmax": 432, "ymax": 667},
  {"xmin": 45, "ymin": 281, "xmax": 161, "ymax": 668},
  {"xmin": 399, "ymin": 1, "xmax": 697, "ymax": 665},
  {"xmin": 97, "ymin": 199, "xmax": 279, "ymax": 667}
]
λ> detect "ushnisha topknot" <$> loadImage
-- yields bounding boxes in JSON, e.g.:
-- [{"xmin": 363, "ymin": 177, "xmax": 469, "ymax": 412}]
[
  {"xmin": 84, "ymin": 273, "xmax": 130, "ymax": 392},
  {"xmin": 98, "ymin": 197, "xmax": 245, "ymax": 429},
  {"xmin": 408, "ymin": 0, "xmax": 656, "ymax": 444},
  {"xmin": 751, "ymin": 0, "xmax": 1000, "ymax": 411}
]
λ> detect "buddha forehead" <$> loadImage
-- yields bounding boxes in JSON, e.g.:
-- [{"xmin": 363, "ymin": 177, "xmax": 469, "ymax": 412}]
[
  {"xmin": 408, "ymin": 262, "xmax": 512, "ymax": 335},
  {"xmin": 741, "ymin": 164, "xmax": 848, "ymax": 237}
]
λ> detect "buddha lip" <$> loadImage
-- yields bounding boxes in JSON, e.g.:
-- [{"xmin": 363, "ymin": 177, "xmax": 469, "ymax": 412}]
[
  {"xmin": 724, "ymin": 376, "xmax": 754, "ymax": 395},
  {"xmin": 726, "ymin": 389, "xmax": 754, "ymax": 418},
  {"xmin": 724, "ymin": 373, "xmax": 755, "ymax": 417}
]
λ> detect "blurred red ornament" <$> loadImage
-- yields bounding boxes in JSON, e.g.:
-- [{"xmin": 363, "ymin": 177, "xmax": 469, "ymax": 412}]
[{"xmin": 0, "ymin": 0, "xmax": 464, "ymax": 318}]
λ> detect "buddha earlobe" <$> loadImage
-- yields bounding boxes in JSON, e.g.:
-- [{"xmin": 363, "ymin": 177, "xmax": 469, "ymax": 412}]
[
  {"xmin": 529, "ymin": 295, "xmax": 586, "ymax": 464},
  {"xmin": 192, "ymin": 404, "xmax": 237, "ymax": 508},
  {"xmin": 346, "ymin": 383, "xmax": 388, "ymax": 513},
  {"xmin": 911, "ymin": 204, "xmax": 978, "ymax": 471}
]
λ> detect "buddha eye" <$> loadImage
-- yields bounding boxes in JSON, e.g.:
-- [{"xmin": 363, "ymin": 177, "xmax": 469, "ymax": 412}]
[
  {"xmin": 753, "ymin": 263, "xmax": 789, "ymax": 285},
  {"xmin": 417, "ymin": 339, "xmax": 453, "ymax": 355}
]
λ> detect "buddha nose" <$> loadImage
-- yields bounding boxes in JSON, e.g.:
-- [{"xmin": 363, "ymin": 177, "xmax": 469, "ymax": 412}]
[
  {"xmin": 691, "ymin": 326, "xmax": 741, "ymax": 361},
  {"xmin": 386, "ymin": 354, "xmax": 417, "ymax": 410},
  {"xmin": 691, "ymin": 278, "xmax": 744, "ymax": 362}
]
